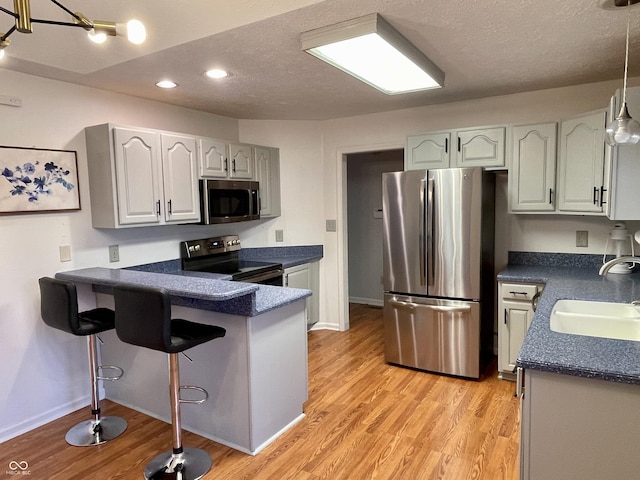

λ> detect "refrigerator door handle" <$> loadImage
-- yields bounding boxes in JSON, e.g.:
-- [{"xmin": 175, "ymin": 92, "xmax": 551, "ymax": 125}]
[
  {"xmin": 388, "ymin": 299, "xmax": 417, "ymax": 310},
  {"xmin": 429, "ymin": 305, "xmax": 471, "ymax": 312},
  {"xmin": 419, "ymin": 178, "xmax": 427, "ymax": 286},
  {"xmin": 388, "ymin": 299, "xmax": 471, "ymax": 313},
  {"xmin": 426, "ymin": 177, "xmax": 435, "ymax": 286}
]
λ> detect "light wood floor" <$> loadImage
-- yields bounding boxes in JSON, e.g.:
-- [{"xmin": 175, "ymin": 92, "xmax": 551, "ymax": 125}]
[{"xmin": 1, "ymin": 304, "xmax": 520, "ymax": 479}]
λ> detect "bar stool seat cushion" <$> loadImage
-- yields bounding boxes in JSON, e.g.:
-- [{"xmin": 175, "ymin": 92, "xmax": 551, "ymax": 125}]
[{"xmin": 113, "ymin": 284, "xmax": 226, "ymax": 354}]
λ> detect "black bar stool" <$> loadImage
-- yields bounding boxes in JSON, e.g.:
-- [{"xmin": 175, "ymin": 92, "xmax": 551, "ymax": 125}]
[
  {"xmin": 38, "ymin": 277, "xmax": 128, "ymax": 446},
  {"xmin": 113, "ymin": 284, "xmax": 226, "ymax": 480}
]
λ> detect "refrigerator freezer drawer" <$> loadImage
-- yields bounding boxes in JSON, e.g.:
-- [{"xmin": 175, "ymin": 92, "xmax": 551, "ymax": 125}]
[{"xmin": 383, "ymin": 294, "xmax": 481, "ymax": 378}]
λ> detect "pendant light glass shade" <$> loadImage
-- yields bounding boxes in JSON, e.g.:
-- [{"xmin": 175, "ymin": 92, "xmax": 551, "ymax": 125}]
[
  {"xmin": 605, "ymin": 0, "xmax": 640, "ymax": 145},
  {"xmin": 605, "ymin": 103, "xmax": 640, "ymax": 145}
]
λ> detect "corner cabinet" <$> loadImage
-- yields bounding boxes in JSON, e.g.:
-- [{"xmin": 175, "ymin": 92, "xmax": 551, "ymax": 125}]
[
  {"xmin": 509, "ymin": 123, "xmax": 557, "ymax": 212},
  {"xmin": 85, "ymin": 124, "xmax": 200, "ymax": 228},
  {"xmin": 405, "ymin": 126, "xmax": 505, "ymax": 170},
  {"xmin": 556, "ymin": 110, "xmax": 607, "ymax": 214},
  {"xmin": 254, "ymin": 146, "xmax": 281, "ymax": 218},
  {"xmin": 497, "ymin": 282, "xmax": 542, "ymax": 379}
]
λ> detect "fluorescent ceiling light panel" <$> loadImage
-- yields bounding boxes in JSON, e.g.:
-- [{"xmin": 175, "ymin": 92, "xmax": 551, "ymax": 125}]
[{"xmin": 301, "ymin": 13, "xmax": 444, "ymax": 95}]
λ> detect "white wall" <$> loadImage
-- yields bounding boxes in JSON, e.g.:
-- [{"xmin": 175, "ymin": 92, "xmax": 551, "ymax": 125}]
[{"xmin": 0, "ymin": 69, "xmax": 245, "ymax": 443}]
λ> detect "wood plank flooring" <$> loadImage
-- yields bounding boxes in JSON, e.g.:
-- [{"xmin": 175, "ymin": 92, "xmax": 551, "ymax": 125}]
[{"xmin": 1, "ymin": 304, "xmax": 520, "ymax": 479}]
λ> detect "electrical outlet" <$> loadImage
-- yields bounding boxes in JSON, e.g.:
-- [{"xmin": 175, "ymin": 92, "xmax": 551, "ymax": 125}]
[
  {"xmin": 59, "ymin": 245, "xmax": 71, "ymax": 262},
  {"xmin": 109, "ymin": 245, "xmax": 120, "ymax": 262},
  {"xmin": 576, "ymin": 231, "xmax": 589, "ymax": 248},
  {"xmin": 326, "ymin": 219, "xmax": 337, "ymax": 232},
  {"xmin": 275, "ymin": 229, "xmax": 284, "ymax": 242}
]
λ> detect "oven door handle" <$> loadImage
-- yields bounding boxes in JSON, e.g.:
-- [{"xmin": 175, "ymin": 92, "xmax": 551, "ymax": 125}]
[{"xmin": 239, "ymin": 268, "xmax": 284, "ymax": 284}]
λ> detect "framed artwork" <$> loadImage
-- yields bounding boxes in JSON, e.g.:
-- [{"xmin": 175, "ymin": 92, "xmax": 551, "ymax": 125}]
[{"xmin": 0, "ymin": 146, "xmax": 80, "ymax": 215}]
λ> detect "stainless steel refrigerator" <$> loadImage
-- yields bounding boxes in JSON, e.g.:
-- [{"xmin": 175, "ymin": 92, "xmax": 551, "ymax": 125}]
[{"xmin": 382, "ymin": 168, "xmax": 495, "ymax": 379}]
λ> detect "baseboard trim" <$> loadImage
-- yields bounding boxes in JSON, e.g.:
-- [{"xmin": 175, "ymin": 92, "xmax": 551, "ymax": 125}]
[
  {"xmin": 349, "ymin": 297, "xmax": 384, "ymax": 307},
  {"xmin": 0, "ymin": 395, "xmax": 90, "ymax": 444}
]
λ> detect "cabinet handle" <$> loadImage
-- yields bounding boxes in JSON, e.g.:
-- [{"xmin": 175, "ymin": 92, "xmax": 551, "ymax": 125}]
[
  {"xmin": 284, "ymin": 273, "xmax": 289, "ymax": 286},
  {"xmin": 223, "ymin": 158, "xmax": 228, "ymax": 172},
  {"xmin": 156, "ymin": 200, "xmax": 161, "ymax": 216},
  {"xmin": 549, "ymin": 188, "xmax": 554, "ymax": 205},
  {"xmin": 509, "ymin": 291, "xmax": 528, "ymax": 297},
  {"xmin": 599, "ymin": 186, "xmax": 607, "ymax": 206},
  {"xmin": 232, "ymin": 159, "xmax": 236, "ymax": 172},
  {"xmin": 457, "ymin": 137, "xmax": 461, "ymax": 152},
  {"xmin": 168, "ymin": 199, "xmax": 172, "ymax": 215},
  {"xmin": 445, "ymin": 137, "xmax": 448, "ymax": 153},
  {"xmin": 593, "ymin": 186, "xmax": 598, "ymax": 205},
  {"xmin": 504, "ymin": 308, "xmax": 508, "ymax": 325}
]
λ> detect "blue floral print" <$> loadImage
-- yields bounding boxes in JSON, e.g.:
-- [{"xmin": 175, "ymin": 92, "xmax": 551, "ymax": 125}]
[{"xmin": 1, "ymin": 160, "xmax": 75, "ymax": 202}]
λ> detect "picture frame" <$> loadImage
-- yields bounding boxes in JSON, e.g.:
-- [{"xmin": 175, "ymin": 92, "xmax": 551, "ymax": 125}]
[{"xmin": 0, "ymin": 146, "xmax": 80, "ymax": 215}]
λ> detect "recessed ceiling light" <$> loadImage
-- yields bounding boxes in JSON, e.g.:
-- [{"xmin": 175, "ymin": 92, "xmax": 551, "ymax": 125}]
[
  {"xmin": 156, "ymin": 80, "xmax": 178, "ymax": 89},
  {"xmin": 205, "ymin": 69, "xmax": 228, "ymax": 79}
]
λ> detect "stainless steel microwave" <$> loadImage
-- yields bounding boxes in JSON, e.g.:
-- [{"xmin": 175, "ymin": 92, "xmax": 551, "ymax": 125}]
[{"xmin": 199, "ymin": 179, "xmax": 260, "ymax": 224}]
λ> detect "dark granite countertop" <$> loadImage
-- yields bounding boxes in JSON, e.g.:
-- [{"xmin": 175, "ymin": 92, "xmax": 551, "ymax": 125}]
[
  {"xmin": 56, "ymin": 267, "xmax": 311, "ymax": 318},
  {"xmin": 498, "ymin": 263, "xmax": 640, "ymax": 385}
]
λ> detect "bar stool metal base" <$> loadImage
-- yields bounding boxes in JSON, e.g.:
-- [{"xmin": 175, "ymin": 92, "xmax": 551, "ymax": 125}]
[
  {"xmin": 65, "ymin": 416, "xmax": 128, "ymax": 447},
  {"xmin": 144, "ymin": 448, "xmax": 212, "ymax": 480}
]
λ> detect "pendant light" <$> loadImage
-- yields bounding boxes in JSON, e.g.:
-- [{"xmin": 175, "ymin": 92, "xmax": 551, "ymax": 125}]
[{"xmin": 605, "ymin": 0, "xmax": 640, "ymax": 145}]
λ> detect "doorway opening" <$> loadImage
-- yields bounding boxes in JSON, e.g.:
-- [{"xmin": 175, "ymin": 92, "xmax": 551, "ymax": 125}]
[{"xmin": 345, "ymin": 149, "xmax": 403, "ymax": 317}]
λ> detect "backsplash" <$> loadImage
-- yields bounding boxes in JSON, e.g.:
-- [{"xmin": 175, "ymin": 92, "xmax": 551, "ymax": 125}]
[{"xmin": 508, "ymin": 251, "xmax": 606, "ymax": 269}]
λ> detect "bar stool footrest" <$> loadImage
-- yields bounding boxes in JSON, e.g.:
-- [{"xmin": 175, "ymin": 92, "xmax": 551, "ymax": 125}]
[
  {"xmin": 179, "ymin": 385, "xmax": 208, "ymax": 404},
  {"xmin": 97, "ymin": 365, "xmax": 124, "ymax": 381}
]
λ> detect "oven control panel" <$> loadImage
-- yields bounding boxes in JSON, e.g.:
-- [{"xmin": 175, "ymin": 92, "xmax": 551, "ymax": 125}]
[{"xmin": 181, "ymin": 235, "xmax": 241, "ymax": 259}]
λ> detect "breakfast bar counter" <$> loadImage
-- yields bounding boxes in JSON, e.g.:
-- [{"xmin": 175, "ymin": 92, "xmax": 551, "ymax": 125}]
[{"xmin": 56, "ymin": 266, "xmax": 312, "ymax": 455}]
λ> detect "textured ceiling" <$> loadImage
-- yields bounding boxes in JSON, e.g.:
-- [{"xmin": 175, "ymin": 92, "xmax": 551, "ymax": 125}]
[{"xmin": 1, "ymin": 0, "xmax": 639, "ymax": 120}]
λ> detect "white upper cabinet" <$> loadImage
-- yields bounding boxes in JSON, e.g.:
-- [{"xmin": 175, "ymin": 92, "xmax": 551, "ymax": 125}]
[
  {"xmin": 198, "ymin": 138, "xmax": 228, "ymax": 178},
  {"xmin": 228, "ymin": 143, "xmax": 254, "ymax": 179},
  {"xmin": 454, "ymin": 126, "xmax": 506, "ymax": 168},
  {"xmin": 406, "ymin": 126, "xmax": 505, "ymax": 170},
  {"xmin": 86, "ymin": 124, "xmax": 201, "ymax": 228},
  {"xmin": 509, "ymin": 123, "xmax": 557, "ymax": 212},
  {"xmin": 606, "ymin": 86, "xmax": 640, "ymax": 220},
  {"xmin": 405, "ymin": 132, "xmax": 451, "ymax": 170},
  {"xmin": 254, "ymin": 146, "xmax": 281, "ymax": 218},
  {"xmin": 160, "ymin": 134, "xmax": 200, "ymax": 223},
  {"xmin": 113, "ymin": 127, "xmax": 162, "ymax": 225},
  {"xmin": 557, "ymin": 110, "xmax": 606, "ymax": 213}
]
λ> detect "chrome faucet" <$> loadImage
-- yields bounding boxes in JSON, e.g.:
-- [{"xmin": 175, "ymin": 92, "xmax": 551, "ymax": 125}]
[{"xmin": 599, "ymin": 256, "xmax": 640, "ymax": 276}]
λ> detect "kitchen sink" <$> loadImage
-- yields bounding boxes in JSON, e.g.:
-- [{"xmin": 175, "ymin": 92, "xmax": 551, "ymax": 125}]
[{"xmin": 550, "ymin": 299, "xmax": 640, "ymax": 341}]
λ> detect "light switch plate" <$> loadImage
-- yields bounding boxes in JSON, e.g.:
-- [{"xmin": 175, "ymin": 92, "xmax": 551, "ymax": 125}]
[
  {"xmin": 576, "ymin": 231, "xmax": 588, "ymax": 247},
  {"xmin": 326, "ymin": 219, "xmax": 337, "ymax": 232},
  {"xmin": 109, "ymin": 245, "xmax": 120, "ymax": 262},
  {"xmin": 275, "ymin": 229, "xmax": 284, "ymax": 242},
  {"xmin": 59, "ymin": 245, "xmax": 71, "ymax": 262}
]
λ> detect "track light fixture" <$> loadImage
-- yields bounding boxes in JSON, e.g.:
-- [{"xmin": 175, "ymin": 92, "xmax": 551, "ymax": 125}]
[{"xmin": 0, "ymin": 0, "xmax": 146, "ymax": 59}]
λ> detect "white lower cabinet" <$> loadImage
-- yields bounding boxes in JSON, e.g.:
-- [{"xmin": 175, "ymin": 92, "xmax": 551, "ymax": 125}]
[
  {"xmin": 520, "ymin": 369, "xmax": 640, "ymax": 480},
  {"xmin": 86, "ymin": 124, "xmax": 200, "ymax": 228},
  {"xmin": 284, "ymin": 262, "xmax": 319, "ymax": 327},
  {"xmin": 498, "ymin": 282, "xmax": 542, "ymax": 379}
]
